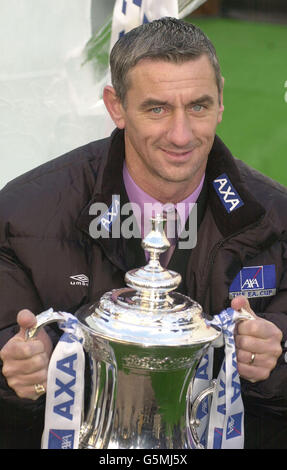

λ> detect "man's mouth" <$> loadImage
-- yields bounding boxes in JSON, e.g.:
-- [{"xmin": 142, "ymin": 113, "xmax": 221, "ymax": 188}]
[{"xmin": 161, "ymin": 148, "xmax": 195, "ymax": 159}]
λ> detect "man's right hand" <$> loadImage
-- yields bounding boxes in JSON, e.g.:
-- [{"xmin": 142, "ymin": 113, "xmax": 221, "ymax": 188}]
[{"xmin": 0, "ymin": 309, "xmax": 53, "ymax": 400}]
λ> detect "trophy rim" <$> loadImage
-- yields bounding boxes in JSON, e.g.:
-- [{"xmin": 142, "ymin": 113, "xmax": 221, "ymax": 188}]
[{"xmin": 75, "ymin": 290, "xmax": 221, "ymax": 348}]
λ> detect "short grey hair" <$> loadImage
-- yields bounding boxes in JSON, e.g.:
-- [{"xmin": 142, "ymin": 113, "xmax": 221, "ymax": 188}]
[{"xmin": 110, "ymin": 17, "xmax": 223, "ymax": 104}]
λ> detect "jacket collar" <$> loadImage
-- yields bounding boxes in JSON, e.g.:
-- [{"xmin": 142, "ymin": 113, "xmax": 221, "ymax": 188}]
[
  {"xmin": 205, "ymin": 135, "xmax": 266, "ymax": 238},
  {"xmin": 76, "ymin": 129, "xmax": 125, "ymax": 233},
  {"xmin": 76, "ymin": 130, "xmax": 266, "ymax": 262},
  {"xmin": 76, "ymin": 128, "xmax": 129, "ymax": 272}
]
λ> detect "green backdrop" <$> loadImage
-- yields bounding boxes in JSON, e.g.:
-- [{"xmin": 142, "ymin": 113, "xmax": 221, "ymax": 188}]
[{"xmin": 188, "ymin": 18, "xmax": 287, "ymax": 186}]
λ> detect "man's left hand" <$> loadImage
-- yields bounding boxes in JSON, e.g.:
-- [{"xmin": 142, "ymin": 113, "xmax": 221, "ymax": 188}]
[{"xmin": 231, "ymin": 296, "xmax": 283, "ymax": 383}]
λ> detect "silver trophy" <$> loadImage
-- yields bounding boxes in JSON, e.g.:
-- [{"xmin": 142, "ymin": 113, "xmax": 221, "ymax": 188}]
[{"xmin": 27, "ymin": 215, "xmax": 250, "ymax": 449}]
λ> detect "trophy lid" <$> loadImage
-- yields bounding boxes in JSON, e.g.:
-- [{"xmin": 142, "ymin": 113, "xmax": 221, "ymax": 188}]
[{"xmin": 77, "ymin": 215, "xmax": 220, "ymax": 347}]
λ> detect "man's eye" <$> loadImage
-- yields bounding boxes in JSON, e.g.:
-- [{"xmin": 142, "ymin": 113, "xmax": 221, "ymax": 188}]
[
  {"xmin": 192, "ymin": 104, "xmax": 203, "ymax": 112},
  {"xmin": 151, "ymin": 107, "xmax": 163, "ymax": 114}
]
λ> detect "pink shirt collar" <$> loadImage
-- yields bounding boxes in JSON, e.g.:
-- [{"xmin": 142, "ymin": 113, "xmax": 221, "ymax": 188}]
[{"xmin": 123, "ymin": 162, "xmax": 205, "ymax": 239}]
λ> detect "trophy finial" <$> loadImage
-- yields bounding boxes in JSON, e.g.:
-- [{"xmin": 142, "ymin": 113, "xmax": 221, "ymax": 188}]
[
  {"xmin": 141, "ymin": 213, "xmax": 170, "ymax": 258},
  {"xmin": 124, "ymin": 214, "xmax": 181, "ymax": 309}
]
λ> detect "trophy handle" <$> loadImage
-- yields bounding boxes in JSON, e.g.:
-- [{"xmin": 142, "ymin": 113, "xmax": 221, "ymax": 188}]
[
  {"xmin": 188, "ymin": 308, "xmax": 254, "ymax": 448},
  {"xmin": 25, "ymin": 308, "xmax": 117, "ymax": 449},
  {"xmin": 189, "ymin": 379, "xmax": 217, "ymax": 449},
  {"xmin": 236, "ymin": 307, "xmax": 255, "ymax": 322},
  {"xmin": 25, "ymin": 308, "xmax": 67, "ymax": 340}
]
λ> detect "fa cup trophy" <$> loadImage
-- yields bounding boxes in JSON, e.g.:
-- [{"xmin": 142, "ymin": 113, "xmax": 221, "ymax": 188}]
[{"xmin": 27, "ymin": 215, "xmax": 249, "ymax": 449}]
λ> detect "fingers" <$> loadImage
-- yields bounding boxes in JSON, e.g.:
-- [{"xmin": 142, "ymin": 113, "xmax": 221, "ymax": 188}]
[
  {"xmin": 236, "ymin": 315, "xmax": 283, "ymax": 348},
  {"xmin": 1, "ymin": 335, "xmax": 49, "ymax": 399},
  {"xmin": 0, "ymin": 309, "xmax": 52, "ymax": 400},
  {"xmin": 3, "ymin": 367, "xmax": 48, "ymax": 400},
  {"xmin": 230, "ymin": 296, "xmax": 283, "ymax": 382},
  {"xmin": 1, "ymin": 335, "xmax": 44, "ymax": 360},
  {"xmin": 17, "ymin": 309, "xmax": 38, "ymax": 337},
  {"xmin": 236, "ymin": 347, "xmax": 280, "ymax": 383},
  {"xmin": 236, "ymin": 348, "xmax": 276, "ymax": 370},
  {"xmin": 236, "ymin": 314, "xmax": 282, "ymax": 340},
  {"xmin": 231, "ymin": 295, "xmax": 256, "ymax": 318},
  {"xmin": 2, "ymin": 349, "xmax": 49, "ymax": 376},
  {"xmin": 12, "ymin": 384, "xmax": 47, "ymax": 401},
  {"xmin": 235, "ymin": 317, "xmax": 282, "ymax": 383}
]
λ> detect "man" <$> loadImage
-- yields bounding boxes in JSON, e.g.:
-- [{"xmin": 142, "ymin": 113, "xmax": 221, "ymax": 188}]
[{"xmin": 0, "ymin": 18, "xmax": 286, "ymax": 449}]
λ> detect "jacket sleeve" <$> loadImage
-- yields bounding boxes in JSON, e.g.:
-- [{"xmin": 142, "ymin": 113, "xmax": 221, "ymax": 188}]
[
  {"xmin": 0, "ymin": 245, "xmax": 44, "ymax": 331},
  {"xmin": 241, "ymin": 237, "xmax": 287, "ymax": 408},
  {"xmin": 0, "ymin": 208, "xmax": 46, "ymax": 448}
]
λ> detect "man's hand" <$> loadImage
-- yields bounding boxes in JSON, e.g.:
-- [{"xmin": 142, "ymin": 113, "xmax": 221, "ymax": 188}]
[
  {"xmin": 0, "ymin": 309, "xmax": 53, "ymax": 400},
  {"xmin": 231, "ymin": 296, "xmax": 283, "ymax": 383}
]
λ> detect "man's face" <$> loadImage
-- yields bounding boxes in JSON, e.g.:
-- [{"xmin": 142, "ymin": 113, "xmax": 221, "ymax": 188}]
[{"xmin": 110, "ymin": 55, "xmax": 224, "ymax": 202}]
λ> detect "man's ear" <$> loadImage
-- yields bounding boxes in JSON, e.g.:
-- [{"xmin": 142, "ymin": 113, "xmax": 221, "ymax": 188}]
[{"xmin": 103, "ymin": 85, "xmax": 126, "ymax": 129}]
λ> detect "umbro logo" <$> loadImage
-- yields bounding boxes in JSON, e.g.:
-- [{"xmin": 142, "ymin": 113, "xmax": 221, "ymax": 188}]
[{"xmin": 69, "ymin": 274, "xmax": 89, "ymax": 287}]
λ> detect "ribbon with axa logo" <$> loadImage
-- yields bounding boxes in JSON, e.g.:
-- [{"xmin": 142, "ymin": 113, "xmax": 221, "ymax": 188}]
[
  {"xmin": 41, "ymin": 313, "xmax": 85, "ymax": 449},
  {"xmin": 190, "ymin": 308, "xmax": 245, "ymax": 449}
]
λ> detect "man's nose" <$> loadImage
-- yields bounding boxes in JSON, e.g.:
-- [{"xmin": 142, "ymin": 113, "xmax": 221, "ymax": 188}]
[{"xmin": 166, "ymin": 110, "xmax": 194, "ymax": 148}]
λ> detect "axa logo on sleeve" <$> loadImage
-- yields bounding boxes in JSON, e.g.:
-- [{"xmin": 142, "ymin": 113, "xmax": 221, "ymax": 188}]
[
  {"xmin": 213, "ymin": 174, "xmax": 244, "ymax": 213},
  {"xmin": 229, "ymin": 265, "xmax": 276, "ymax": 299}
]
